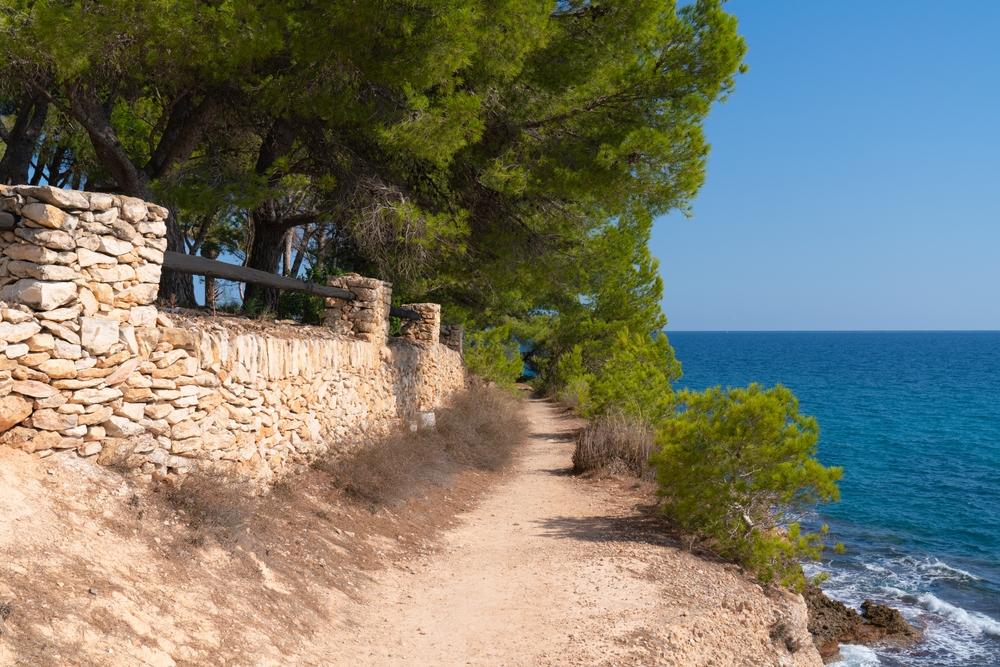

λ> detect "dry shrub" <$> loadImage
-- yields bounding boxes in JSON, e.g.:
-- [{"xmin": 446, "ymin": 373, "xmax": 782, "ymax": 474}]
[
  {"xmin": 320, "ymin": 385, "xmax": 528, "ymax": 506},
  {"xmin": 572, "ymin": 412, "xmax": 654, "ymax": 478},
  {"xmin": 162, "ymin": 473, "xmax": 255, "ymax": 542},
  {"xmin": 435, "ymin": 384, "xmax": 527, "ymax": 470}
]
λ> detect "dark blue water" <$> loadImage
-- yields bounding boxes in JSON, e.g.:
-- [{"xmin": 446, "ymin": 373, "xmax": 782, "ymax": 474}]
[{"xmin": 669, "ymin": 332, "xmax": 1000, "ymax": 667}]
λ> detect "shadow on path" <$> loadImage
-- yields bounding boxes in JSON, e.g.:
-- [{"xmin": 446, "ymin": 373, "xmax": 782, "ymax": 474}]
[{"xmin": 533, "ymin": 504, "xmax": 684, "ymax": 549}]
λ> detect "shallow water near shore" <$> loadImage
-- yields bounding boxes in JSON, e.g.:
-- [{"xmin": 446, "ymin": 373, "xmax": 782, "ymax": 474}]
[{"xmin": 670, "ymin": 331, "xmax": 1000, "ymax": 667}]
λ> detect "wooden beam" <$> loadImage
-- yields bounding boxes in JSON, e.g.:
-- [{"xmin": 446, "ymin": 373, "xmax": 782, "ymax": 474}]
[
  {"xmin": 390, "ymin": 306, "xmax": 421, "ymax": 321},
  {"xmin": 163, "ymin": 251, "xmax": 355, "ymax": 301}
]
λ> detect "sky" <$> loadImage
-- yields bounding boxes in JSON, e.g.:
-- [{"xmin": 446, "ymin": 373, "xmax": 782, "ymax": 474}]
[{"xmin": 652, "ymin": 1, "xmax": 1000, "ymax": 331}]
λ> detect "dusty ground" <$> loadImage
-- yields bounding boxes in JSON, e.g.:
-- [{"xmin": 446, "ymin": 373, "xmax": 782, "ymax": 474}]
[{"xmin": 0, "ymin": 396, "xmax": 821, "ymax": 666}]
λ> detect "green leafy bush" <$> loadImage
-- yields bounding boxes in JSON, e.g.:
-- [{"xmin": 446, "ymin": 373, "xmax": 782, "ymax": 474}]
[
  {"xmin": 652, "ymin": 383, "xmax": 842, "ymax": 589},
  {"xmin": 463, "ymin": 325, "xmax": 523, "ymax": 388}
]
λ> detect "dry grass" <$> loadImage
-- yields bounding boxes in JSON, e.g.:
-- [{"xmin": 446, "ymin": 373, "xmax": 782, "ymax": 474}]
[
  {"xmin": 319, "ymin": 385, "xmax": 528, "ymax": 506},
  {"xmin": 161, "ymin": 473, "xmax": 255, "ymax": 544},
  {"xmin": 572, "ymin": 412, "xmax": 655, "ymax": 478}
]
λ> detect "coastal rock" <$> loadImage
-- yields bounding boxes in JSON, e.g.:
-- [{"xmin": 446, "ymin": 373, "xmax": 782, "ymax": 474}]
[{"xmin": 803, "ymin": 585, "xmax": 922, "ymax": 660}]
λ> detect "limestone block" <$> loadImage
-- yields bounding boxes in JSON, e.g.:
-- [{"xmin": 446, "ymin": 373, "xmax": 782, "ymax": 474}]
[
  {"xmin": 19, "ymin": 186, "xmax": 90, "ymax": 210},
  {"xmin": 116, "ymin": 283, "xmax": 158, "ymax": 305},
  {"xmin": 110, "ymin": 219, "xmax": 138, "ymax": 241},
  {"xmin": 87, "ymin": 193, "xmax": 115, "ymax": 211},
  {"xmin": 4, "ymin": 244, "xmax": 74, "ymax": 264},
  {"xmin": 20, "ymin": 202, "xmax": 72, "ymax": 229},
  {"xmin": 0, "ymin": 320, "xmax": 41, "ymax": 343},
  {"xmin": 0, "ymin": 394, "xmax": 32, "ymax": 434},
  {"xmin": 35, "ymin": 304, "xmax": 82, "ymax": 322},
  {"xmin": 135, "ymin": 263, "xmax": 161, "ymax": 283},
  {"xmin": 31, "ymin": 408, "xmax": 77, "ymax": 431},
  {"xmin": 104, "ymin": 415, "xmax": 144, "ymax": 437},
  {"xmin": 119, "ymin": 197, "xmax": 148, "ymax": 223},
  {"xmin": 36, "ymin": 358, "xmax": 77, "ymax": 379},
  {"xmin": 70, "ymin": 387, "xmax": 122, "ymax": 404},
  {"xmin": 0, "ymin": 279, "xmax": 77, "ymax": 311},
  {"xmin": 80, "ymin": 316, "xmax": 119, "ymax": 355},
  {"xmin": 87, "ymin": 264, "xmax": 135, "ymax": 282},
  {"xmin": 97, "ymin": 236, "xmax": 134, "ymax": 256},
  {"xmin": 26, "ymin": 333, "xmax": 55, "ymax": 352},
  {"xmin": 52, "ymin": 339, "xmax": 82, "ymax": 360},
  {"xmin": 14, "ymin": 227, "xmax": 75, "ymax": 251},
  {"xmin": 4, "ymin": 343, "xmax": 28, "ymax": 358},
  {"xmin": 77, "ymin": 248, "xmax": 117, "ymax": 267},
  {"xmin": 6, "ymin": 260, "xmax": 78, "ymax": 281},
  {"xmin": 136, "ymin": 220, "xmax": 167, "ymax": 237},
  {"xmin": 78, "ymin": 406, "xmax": 113, "ymax": 426}
]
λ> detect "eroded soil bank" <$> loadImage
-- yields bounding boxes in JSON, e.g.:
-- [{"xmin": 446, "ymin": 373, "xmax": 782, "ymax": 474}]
[{"xmin": 0, "ymin": 397, "xmax": 821, "ymax": 666}]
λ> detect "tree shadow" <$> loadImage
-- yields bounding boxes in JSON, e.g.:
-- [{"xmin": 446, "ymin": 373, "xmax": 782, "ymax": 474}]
[{"xmin": 533, "ymin": 503, "xmax": 684, "ymax": 549}]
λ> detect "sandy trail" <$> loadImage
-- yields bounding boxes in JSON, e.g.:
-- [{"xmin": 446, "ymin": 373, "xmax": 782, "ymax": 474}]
[
  {"xmin": 0, "ymin": 396, "xmax": 820, "ymax": 666},
  {"xmin": 328, "ymin": 397, "xmax": 820, "ymax": 667}
]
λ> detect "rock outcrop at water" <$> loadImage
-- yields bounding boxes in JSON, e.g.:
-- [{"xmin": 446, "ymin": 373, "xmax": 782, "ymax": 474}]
[{"xmin": 804, "ymin": 584, "xmax": 922, "ymax": 660}]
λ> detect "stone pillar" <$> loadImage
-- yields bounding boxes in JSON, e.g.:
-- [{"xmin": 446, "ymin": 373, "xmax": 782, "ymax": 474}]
[
  {"xmin": 399, "ymin": 303, "xmax": 440, "ymax": 345},
  {"xmin": 0, "ymin": 184, "xmax": 166, "ymax": 342},
  {"xmin": 0, "ymin": 185, "xmax": 168, "ymax": 456},
  {"xmin": 323, "ymin": 273, "xmax": 392, "ymax": 343},
  {"xmin": 439, "ymin": 324, "xmax": 464, "ymax": 355}
]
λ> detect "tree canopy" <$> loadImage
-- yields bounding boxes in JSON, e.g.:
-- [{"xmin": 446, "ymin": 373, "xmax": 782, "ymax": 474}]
[{"xmin": 1, "ymin": 1, "xmax": 843, "ymax": 587}]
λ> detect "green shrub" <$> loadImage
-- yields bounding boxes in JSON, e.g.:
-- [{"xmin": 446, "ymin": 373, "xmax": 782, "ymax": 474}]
[
  {"xmin": 652, "ymin": 383, "xmax": 842, "ymax": 590},
  {"xmin": 587, "ymin": 329, "xmax": 680, "ymax": 422},
  {"xmin": 464, "ymin": 325, "xmax": 523, "ymax": 387}
]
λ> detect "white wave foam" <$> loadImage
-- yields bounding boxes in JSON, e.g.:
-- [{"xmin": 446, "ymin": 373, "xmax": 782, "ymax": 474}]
[
  {"xmin": 827, "ymin": 644, "xmax": 882, "ymax": 667},
  {"xmin": 917, "ymin": 557, "xmax": 983, "ymax": 582},
  {"xmin": 916, "ymin": 593, "xmax": 1000, "ymax": 637}
]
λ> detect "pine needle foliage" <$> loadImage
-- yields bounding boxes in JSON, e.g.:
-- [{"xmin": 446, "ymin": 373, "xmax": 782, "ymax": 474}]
[{"xmin": 652, "ymin": 384, "xmax": 843, "ymax": 589}]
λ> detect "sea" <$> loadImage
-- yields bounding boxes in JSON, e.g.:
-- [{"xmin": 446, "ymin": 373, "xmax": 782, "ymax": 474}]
[{"xmin": 668, "ymin": 331, "xmax": 1000, "ymax": 667}]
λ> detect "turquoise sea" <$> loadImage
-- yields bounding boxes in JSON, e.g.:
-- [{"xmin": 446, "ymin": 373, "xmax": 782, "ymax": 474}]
[{"xmin": 669, "ymin": 332, "xmax": 1000, "ymax": 667}]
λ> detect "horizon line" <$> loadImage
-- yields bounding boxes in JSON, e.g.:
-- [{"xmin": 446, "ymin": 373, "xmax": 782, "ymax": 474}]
[{"xmin": 665, "ymin": 329, "xmax": 1000, "ymax": 333}]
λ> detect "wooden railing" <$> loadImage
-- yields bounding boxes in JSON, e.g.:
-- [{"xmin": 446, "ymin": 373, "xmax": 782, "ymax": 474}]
[{"xmin": 163, "ymin": 251, "xmax": 420, "ymax": 320}]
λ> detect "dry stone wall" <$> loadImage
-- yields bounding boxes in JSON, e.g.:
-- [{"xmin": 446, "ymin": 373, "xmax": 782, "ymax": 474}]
[{"xmin": 0, "ymin": 186, "xmax": 464, "ymax": 481}]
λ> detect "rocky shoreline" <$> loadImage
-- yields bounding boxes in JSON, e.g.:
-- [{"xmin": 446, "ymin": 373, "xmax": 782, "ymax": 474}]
[{"xmin": 804, "ymin": 584, "xmax": 922, "ymax": 662}]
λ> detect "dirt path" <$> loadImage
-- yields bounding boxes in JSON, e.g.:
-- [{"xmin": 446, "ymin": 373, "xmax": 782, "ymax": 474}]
[
  {"xmin": 0, "ymin": 396, "xmax": 821, "ymax": 666},
  {"xmin": 328, "ymin": 397, "xmax": 821, "ymax": 667}
]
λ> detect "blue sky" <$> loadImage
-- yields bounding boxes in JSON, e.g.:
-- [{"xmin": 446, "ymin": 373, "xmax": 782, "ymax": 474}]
[{"xmin": 652, "ymin": 1, "xmax": 1000, "ymax": 331}]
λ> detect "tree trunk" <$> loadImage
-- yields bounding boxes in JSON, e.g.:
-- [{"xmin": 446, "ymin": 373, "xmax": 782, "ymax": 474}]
[
  {"xmin": 202, "ymin": 245, "xmax": 221, "ymax": 311},
  {"xmin": 0, "ymin": 95, "xmax": 47, "ymax": 185},
  {"xmin": 242, "ymin": 214, "xmax": 288, "ymax": 312},
  {"xmin": 160, "ymin": 210, "xmax": 198, "ymax": 307}
]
